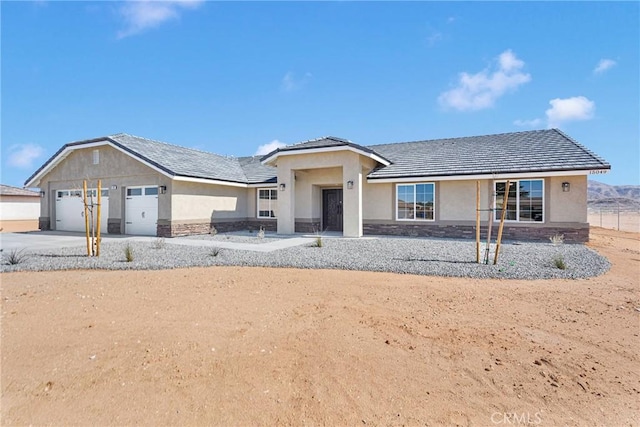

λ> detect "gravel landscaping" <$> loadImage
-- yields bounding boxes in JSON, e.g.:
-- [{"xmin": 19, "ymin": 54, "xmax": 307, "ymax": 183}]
[{"xmin": 0, "ymin": 234, "xmax": 609, "ymax": 279}]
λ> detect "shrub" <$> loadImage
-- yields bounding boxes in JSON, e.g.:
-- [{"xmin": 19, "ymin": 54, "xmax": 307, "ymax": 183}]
[
  {"xmin": 313, "ymin": 235, "xmax": 323, "ymax": 248},
  {"xmin": 553, "ymin": 254, "xmax": 566, "ymax": 270},
  {"xmin": 124, "ymin": 244, "xmax": 134, "ymax": 262},
  {"xmin": 257, "ymin": 226, "xmax": 265, "ymax": 240},
  {"xmin": 5, "ymin": 248, "xmax": 28, "ymax": 265},
  {"xmin": 152, "ymin": 237, "xmax": 165, "ymax": 249},
  {"xmin": 209, "ymin": 247, "xmax": 220, "ymax": 257},
  {"xmin": 210, "ymin": 226, "xmax": 218, "ymax": 236},
  {"xmin": 549, "ymin": 233, "xmax": 565, "ymax": 246}
]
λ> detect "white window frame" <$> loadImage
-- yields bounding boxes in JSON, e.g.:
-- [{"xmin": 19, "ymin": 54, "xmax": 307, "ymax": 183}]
[
  {"xmin": 494, "ymin": 179, "xmax": 545, "ymax": 223},
  {"xmin": 257, "ymin": 188, "xmax": 277, "ymax": 219},
  {"xmin": 92, "ymin": 149, "xmax": 100, "ymax": 165},
  {"xmin": 395, "ymin": 182, "xmax": 436, "ymax": 222}
]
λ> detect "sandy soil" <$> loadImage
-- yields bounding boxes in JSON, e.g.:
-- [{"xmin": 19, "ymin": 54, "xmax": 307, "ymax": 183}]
[
  {"xmin": 1, "ymin": 228, "xmax": 638, "ymax": 426},
  {"xmin": 0, "ymin": 220, "xmax": 39, "ymax": 233}
]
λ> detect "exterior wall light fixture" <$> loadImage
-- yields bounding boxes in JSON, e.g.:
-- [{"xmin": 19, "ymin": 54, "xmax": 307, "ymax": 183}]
[
  {"xmin": 562, "ymin": 182, "xmax": 570, "ymax": 192},
  {"xmin": 159, "ymin": 185, "xmax": 167, "ymax": 194},
  {"xmin": 40, "ymin": 190, "xmax": 46, "ymax": 198},
  {"xmin": 347, "ymin": 180, "xmax": 354, "ymax": 189},
  {"xmin": 279, "ymin": 183, "xmax": 286, "ymax": 191}
]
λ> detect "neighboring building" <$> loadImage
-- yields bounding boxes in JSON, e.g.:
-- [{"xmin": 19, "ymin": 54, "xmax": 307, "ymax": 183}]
[
  {"xmin": 25, "ymin": 129, "xmax": 610, "ymax": 242},
  {"xmin": 0, "ymin": 184, "xmax": 41, "ymax": 232}
]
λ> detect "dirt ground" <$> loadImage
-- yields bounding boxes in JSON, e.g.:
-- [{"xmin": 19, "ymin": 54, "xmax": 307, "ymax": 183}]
[{"xmin": 1, "ymin": 228, "xmax": 638, "ymax": 426}]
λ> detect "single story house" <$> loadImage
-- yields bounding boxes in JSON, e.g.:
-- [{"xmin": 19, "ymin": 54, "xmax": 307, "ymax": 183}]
[
  {"xmin": 0, "ymin": 184, "xmax": 41, "ymax": 232},
  {"xmin": 25, "ymin": 129, "xmax": 610, "ymax": 242}
]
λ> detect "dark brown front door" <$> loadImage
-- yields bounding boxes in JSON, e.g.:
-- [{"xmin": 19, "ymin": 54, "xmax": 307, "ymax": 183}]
[{"xmin": 322, "ymin": 189, "xmax": 343, "ymax": 232}]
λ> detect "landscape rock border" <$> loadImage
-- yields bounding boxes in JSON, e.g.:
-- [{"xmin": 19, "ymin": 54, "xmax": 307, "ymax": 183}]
[{"xmin": 0, "ymin": 234, "xmax": 610, "ymax": 280}]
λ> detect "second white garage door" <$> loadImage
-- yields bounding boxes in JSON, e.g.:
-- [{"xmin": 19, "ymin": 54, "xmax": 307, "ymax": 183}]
[{"xmin": 125, "ymin": 186, "xmax": 158, "ymax": 236}]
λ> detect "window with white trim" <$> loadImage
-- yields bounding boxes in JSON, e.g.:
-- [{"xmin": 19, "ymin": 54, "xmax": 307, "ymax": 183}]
[
  {"xmin": 495, "ymin": 179, "xmax": 544, "ymax": 222},
  {"xmin": 92, "ymin": 149, "xmax": 100, "ymax": 165},
  {"xmin": 257, "ymin": 188, "xmax": 277, "ymax": 218},
  {"xmin": 396, "ymin": 183, "xmax": 435, "ymax": 221}
]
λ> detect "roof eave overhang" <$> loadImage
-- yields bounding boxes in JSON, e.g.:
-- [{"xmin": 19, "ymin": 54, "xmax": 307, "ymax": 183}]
[
  {"xmin": 247, "ymin": 182, "xmax": 277, "ymax": 188},
  {"xmin": 366, "ymin": 167, "xmax": 610, "ymax": 183},
  {"xmin": 172, "ymin": 175, "xmax": 249, "ymax": 188},
  {"xmin": 261, "ymin": 145, "xmax": 391, "ymax": 167}
]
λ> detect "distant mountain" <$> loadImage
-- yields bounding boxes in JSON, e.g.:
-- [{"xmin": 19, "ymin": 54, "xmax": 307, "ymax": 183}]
[
  {"xmin": 588, "ymin": 180, "xmax": 640, "ymax": 209},
  {"xmin": 588, "ymin": 180, "xmax": 640, "ymax": 201}
]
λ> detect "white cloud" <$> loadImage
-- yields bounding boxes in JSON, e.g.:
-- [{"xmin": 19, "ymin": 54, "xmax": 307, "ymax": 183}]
[
  {"xmin": 438, "ymin": 49, "xmax": 531, "ymax": 111},
  {"xmin": 281, "ymin": 71, "xmax": 312, "ymax": 92},
  {"xmin": 513, "ymin": 118, "xmax": 543, "ymax": 128},
  {"xmin": 117, "ymin": 0, "xmax": 203, "ymax": 39},
  {"xmin": 593, "ymin": 58, "xmax": 616, "ymax": 74},
  {"xmin": 7, "ymin": 144, "xmax": 44, "ymax": 169},
  {"xmin": 545, "ymin": 96, "xmax": 595, "ymax": 128},
  {"xmin": 255, "ymin": 140, "xmax": 286, "ymax": 156}
]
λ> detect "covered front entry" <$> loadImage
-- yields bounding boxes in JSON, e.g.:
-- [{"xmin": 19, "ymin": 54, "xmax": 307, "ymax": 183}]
[
  {"xmin": 322, "ymin": 189, "xmax": 343, "ymax": 232},
  {"xmin": 264, "ymin": 138, "xmax": 388, "ymax": 237}
]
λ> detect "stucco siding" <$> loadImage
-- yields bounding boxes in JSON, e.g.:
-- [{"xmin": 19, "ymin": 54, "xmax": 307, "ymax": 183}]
[
  {"xmin": 362, "ymin": 181, "xmax": 393, "ymax": 220},
  {"xmin": 40, "ymin": 145, "xmax": 158, "ymax": 184},
  {"xmin": 439, "ymin": 181, "xmax": 469, "ymax": 221},
  {"xmin": 171, "ymin": 181, "xmax": 249, "ymax": 221},
  {"xmin": 548, "ymin": 175, "xmax": 587, "ymax": 223}
]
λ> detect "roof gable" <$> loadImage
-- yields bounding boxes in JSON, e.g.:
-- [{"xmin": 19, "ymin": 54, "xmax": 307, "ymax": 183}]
[
  {"xmin": 25, "ymin": 134, "xmax": 261, "ymax": 188},
  {"xmin": 260, "ymin": 136, "xmax": 391, "ymax": 166}
]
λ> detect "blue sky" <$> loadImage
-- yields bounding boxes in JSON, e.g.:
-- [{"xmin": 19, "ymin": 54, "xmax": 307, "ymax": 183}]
[{"xmin": 2, "ymin": 1, "xmax": 638, "ymax": 187}]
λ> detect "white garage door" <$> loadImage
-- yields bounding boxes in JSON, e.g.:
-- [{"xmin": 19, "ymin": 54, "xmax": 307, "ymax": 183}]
[
  {"xmin": 55, "ymin": 189, "xmax": 108, "ymax": 233},
  {"xmin": 125, "ymin": 186, "xmax": 158, "ymax": 236}
]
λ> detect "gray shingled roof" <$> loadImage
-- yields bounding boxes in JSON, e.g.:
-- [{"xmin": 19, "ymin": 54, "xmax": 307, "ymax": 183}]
[
  {"xmin": 273, "ymin": 136, "xmax": 353, "ymax": 151},
  {"xmin": 107, "ymin": 134, "xmax": 249, "ymax": 183},
  {"xmin": 261, "ymin": 136, "xmax": 390, "ymax": 164},
  {"xmin": 25, "ymin": 129, "xmax": 610, "ymax": 187},
  {"xmin": 366, "ymin": 129, "xmax": 610, "ymax": 179},
  {"xmin": 238, "ymin": 156, "xmax": 277, "ymax": 184},
  {"xmin": 0, "ymin": 184, "xmax": 40, "ymax": 197}
]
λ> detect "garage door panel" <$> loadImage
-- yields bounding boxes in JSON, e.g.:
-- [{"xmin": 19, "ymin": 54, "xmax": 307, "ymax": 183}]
[
  {"xmin": 55, "ymin": 189, "xmax": 108, "ymax": 233},
  {"xmin": 125, "ymin": 186, "xmax": 158, "ymax": 236}
]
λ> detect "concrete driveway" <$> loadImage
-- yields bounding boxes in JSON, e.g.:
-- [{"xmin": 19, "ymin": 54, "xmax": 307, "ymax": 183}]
[
  {"xmin": 0, "ymin": 231, "xmax": 315, "ymax": 253},
  {"xmin": 0, "ymin": 231, "xmax": 150, "ymax": 252}
]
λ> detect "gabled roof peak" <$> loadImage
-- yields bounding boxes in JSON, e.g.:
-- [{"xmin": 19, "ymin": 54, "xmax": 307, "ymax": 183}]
[{"xmin": 290, "ymin": 135, "xmax": 353, "ymax": 146}]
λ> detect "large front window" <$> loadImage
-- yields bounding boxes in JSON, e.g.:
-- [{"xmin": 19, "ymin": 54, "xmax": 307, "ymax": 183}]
[
  {"xmin": 396, "ymin": 183, "xmax": 435, "ymax": 221},
  {"xmin": 257, "ymin": 188, "xmax": 277, "ymax": 218},
  {"xmin": 495, "ymin": 179, "xmax": 544, "ymax": 222}
]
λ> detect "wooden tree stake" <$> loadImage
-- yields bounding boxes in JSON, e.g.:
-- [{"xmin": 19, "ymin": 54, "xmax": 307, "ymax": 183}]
[
  {"xmin": 476, "ymin": 180, "xmax": 481, "ymax": 263},
  {"xmin": 83, "ymin": 180, "xmax": 90, "ymax": 256},
  {"xmin": 493, "ymin": 180, "xmax": 511, "ymax": 265}
]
